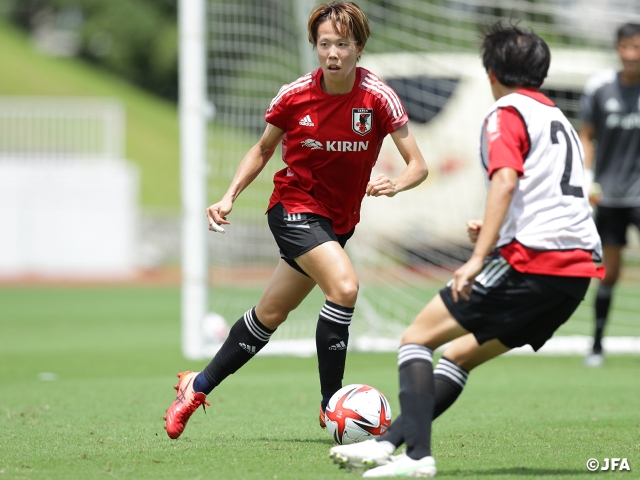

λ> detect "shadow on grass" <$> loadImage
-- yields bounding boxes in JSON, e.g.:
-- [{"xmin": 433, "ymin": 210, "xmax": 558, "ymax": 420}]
[
  {"xmin": 441, "ymin": 467, "xmax": 584, "ymax": 476},
  {"xmin": 256, "ymin": 437, "xmax": 335, "ymax": 446}
]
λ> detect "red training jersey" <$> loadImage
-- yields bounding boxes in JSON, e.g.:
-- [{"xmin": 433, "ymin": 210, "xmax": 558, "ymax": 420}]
[
  {"xmin": 482, "ymin": 89, "xmax": 604, "ymax": 279},
  {"xmin": 265, "ymin": 67, "xmax": 408, "ymax": 234}
]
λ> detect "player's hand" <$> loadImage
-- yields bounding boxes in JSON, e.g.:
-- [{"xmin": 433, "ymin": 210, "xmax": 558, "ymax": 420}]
[
  {"xmin": 206, "ymin": 198, "xmax": 232, "ymax": 233},
  {"xmin": 366, "ymin": 174, "xmax": 399, "ymax": 197},
  {"xmin": 589, "ymin": 182, "xmax": 602, "ymax": 206},
  {"xmin": 451, "ymin": 255, "xmax": 484, "ymax": 302},
  {"xmin": 584, "ymin": 170, "xmax": 601, "ymax": 206},
  {"xmin": 467, "ymin": 220, "xmax": 482, "ymax": 244}
]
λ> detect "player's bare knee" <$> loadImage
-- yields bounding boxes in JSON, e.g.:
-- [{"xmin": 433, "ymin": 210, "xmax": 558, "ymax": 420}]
[
  {"xmin": 400, "ymin": 325, "xmax": 431, "ymax": 347},
  {"xmin": 399, "ymin": 331, "xmax": 418, "ymax": 346},
  {"xmin": 255, "ymin": 306, "xmax": 290, "ymax": 329},
  {"xmin": 602, "ymin": 271, "xmax": 619, "ymax": 287},
  {"xmin": 441, "ymin": 350, "xmax": 475, "ymax": 372},
  {"xmin": 326, "ymin": 279, "xmax": 359, "ymax": 307}
]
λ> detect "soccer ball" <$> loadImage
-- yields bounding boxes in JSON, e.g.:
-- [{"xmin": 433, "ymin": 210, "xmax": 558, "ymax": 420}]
[{"xmin": 324, "ymin": 384, "xmax": 392, "ymax": 445}]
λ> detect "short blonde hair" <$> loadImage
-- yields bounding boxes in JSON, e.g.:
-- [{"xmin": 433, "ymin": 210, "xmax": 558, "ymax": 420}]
[{"xmin": 308, "ymin": 1, "xmax": 370, "ymax": 57}]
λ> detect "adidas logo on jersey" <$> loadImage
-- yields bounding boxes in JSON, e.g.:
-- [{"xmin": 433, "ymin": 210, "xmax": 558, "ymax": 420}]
[
  {"xmin": 299, "ymin": 114, "xmax": 314, "ymax": 126},
  {"xmin": 239, "ymin": 342, "xmax": 257, "ymax": 355},
  {"xmin": 329, "ymin": 341, "xmax": 347, "ymax": 351}
]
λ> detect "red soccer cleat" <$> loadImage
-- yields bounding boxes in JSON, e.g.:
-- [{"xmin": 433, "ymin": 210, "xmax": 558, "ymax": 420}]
[
  {"xmin": 163, "ymin": 371, "xmax": 210, "ymax": 439},
  {"xmin": 319, "ymin": 403, "xmax": 327, "ymax": 429}
]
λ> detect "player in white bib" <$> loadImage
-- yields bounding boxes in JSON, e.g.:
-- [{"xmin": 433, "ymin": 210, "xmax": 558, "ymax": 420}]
[
  {"xmin": 329, "ymin": 22, "xmax": 604, "ymax": 478},
  {"xmin": 482, "ymin": 94, "xmax": 601, "ymax": 255}
]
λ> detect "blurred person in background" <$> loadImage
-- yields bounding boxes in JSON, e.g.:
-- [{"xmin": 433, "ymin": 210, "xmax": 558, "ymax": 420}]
[
  {"xmin": 579, "ymin": 23, "xmax": 640, "ymax": 367},
  {"xmin": 163, "ymin": 1, "xmax": 428, "ymax": 440}
]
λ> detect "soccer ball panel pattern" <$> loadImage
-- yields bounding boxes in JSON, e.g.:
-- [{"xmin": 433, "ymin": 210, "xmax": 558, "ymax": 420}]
[{"xmin": 325, "ymin": 384, "xmax": 392, "ymax": 445}]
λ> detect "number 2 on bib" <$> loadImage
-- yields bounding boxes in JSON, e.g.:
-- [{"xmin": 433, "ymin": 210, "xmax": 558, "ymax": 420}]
[{"xmin": 550, "ymin": 120, "xmax": 584, "ymax": 198}]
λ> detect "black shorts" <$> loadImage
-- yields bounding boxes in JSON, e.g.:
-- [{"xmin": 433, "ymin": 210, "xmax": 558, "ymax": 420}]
[
  {"xmin": 440, "ymin": 254, "xmax": 590, "ymax": 351},
  {"xmin": 596, "ymin": 205, "xmax": 640, "ymax": 247},
  {"xmin": 267, "ymin": 202, "xmax": 354, "ymax": 276}
]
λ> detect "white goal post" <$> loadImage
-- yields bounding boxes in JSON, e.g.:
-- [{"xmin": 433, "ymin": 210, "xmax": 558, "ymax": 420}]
[{"xmin": 179, "ymin": 0, "xmax": 208, "ymax": 360}]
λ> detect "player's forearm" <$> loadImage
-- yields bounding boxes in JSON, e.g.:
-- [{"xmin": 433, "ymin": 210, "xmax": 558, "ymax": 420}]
[
  {"xmin": 224, "ymin": 143, "xmax": 274, "ymax": 202},
  {"xmin": 578, "ymin": 126, "xmax": 596, "ymax": 171},
  {"xmin": 389, "ymin": 124, "xmax": 428, "ymax": 192},
  {"xmin": 393, "ymin": 158, "xmax": 429, "ymax": 192},
  {"xmin": 582, "ymin": 140, "xmax": 595, "ymax": 172},
  {"xmin": 472, "ymin": 168, "xmax": 517, "ymax": 260}
]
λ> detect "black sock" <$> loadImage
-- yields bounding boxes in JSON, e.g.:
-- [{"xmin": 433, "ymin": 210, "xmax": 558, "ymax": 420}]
[
  {"xmin": 433, "ymin": 356, "xmax": 468, "ymax": 417},
  {"xmin": 379, "ymin": 414, "xmax": 402, "ymax": 447},
  {"xmin": 593, "ymin": 285, "xmax": 612, "ymax": 354},
  {"xmin": 320, "ymin": 395, "xmax": 332, "ymax": 412},
  {"xmin": 379, "ymin": 356, "xmax": 467, "ymax": 448},
  {"xmin": 316, "ymin": 301, "xmax": 353, "ymax": 402},
  {"xmin": 197, "ymin": 308, "xmax": 275, "ymax": 394},
  {"xmin": 397, "ymin": 344, "xmax": 435, "ymax": 460}
]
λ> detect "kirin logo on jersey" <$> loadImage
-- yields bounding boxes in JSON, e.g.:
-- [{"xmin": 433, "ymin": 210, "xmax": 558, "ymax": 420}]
[
  {"xmin": 352, "ymin": 108, "xmax": 373, "ymax": 136},
  {"xmin": 301, "ymin": 139, "xmax": 324, "ymax": 150},
  {"xmin": 301, "ymin": 138, "xmax": 370, "ymax": 152}
]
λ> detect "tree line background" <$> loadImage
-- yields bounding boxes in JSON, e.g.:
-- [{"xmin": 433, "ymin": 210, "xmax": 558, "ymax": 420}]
[
  {"xmin": 2, "ymin": 0, "xmax": 179, "ymax": 101},
  {"xmin": 0, "ymin": 0, "xmax": 600, "ymax": 106}
]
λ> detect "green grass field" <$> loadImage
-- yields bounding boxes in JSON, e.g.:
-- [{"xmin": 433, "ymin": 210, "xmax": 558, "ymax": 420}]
[{"xmin": 1, "ymin": 286, "xmax": 638, "ymax": 479}]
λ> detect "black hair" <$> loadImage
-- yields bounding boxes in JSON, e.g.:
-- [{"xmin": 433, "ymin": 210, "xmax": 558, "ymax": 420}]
[
  {"xmin": 480, "ymin": 21, "xmax": 550, "ymax": 88},
  {"xmin": 616, "ymin": 23, "xmax": 640, "ymax": 43}
]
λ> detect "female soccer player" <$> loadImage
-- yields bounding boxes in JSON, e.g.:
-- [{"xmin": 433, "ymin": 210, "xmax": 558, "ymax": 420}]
[
  {"xmin": 164, "ymin": 1, "xmax": 428, "ymax": 440},
  {"xmin": 330, "ymin": 22, "xmax": 604, "ymax": 477}
]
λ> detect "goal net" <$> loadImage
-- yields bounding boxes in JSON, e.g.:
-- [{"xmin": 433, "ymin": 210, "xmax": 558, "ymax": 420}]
[{"xmin": 190, "ymin": 0, "xmax": 640, "ymax": 357}]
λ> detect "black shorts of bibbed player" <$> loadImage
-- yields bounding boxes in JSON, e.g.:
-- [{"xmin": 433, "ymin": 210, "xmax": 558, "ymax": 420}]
[
  {"xmin": 267, "ymin": 202, "xmax": 355, "ymax": 277},
  {"xmin": 440, "ymin": 253, "xmax": 591, "ymax": 352}
]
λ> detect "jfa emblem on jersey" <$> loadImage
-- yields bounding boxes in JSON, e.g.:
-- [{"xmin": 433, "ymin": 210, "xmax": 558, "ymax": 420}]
[{"xmin": 352, "ymin": 108, "xmax": 373, "ymax": 136}]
